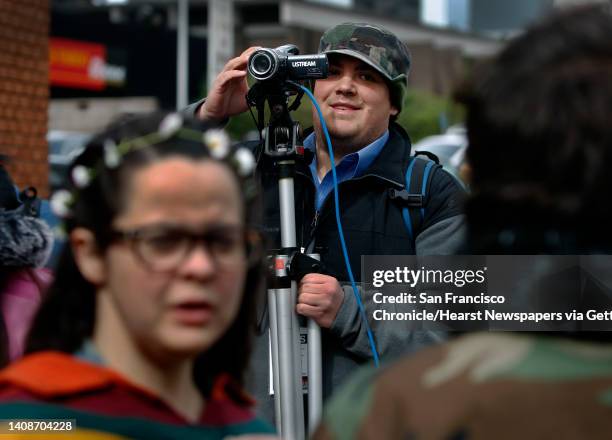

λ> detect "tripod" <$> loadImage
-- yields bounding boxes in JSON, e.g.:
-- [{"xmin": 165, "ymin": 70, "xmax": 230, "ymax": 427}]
[{"xmin": 248, "ymin": 81, "xmax": 324, "ymax": 440}]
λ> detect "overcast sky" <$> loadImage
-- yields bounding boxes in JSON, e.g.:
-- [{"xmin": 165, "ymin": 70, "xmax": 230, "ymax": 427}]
[
  {"xmin": 304, "ymin": 0, "xmax": 452, "ymax": 25},
  {"xmin": 421, "ymin": 0, "xmax": 449, "ymax": 27}
]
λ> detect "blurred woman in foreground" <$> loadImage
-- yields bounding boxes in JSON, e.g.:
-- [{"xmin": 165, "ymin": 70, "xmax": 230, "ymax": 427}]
[{"xmin": 0, "ymin": 113, "xmax": 275, "ymax": 439}]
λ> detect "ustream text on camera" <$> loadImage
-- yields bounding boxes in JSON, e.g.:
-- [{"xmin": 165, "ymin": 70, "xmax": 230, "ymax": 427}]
[
  {"xmin": 187, "ymin": 22, "xmax": 466, "ymax": 438},
  {"xmin": 247, "ymin": 44, "xmax": 328, "ymax": 82}
]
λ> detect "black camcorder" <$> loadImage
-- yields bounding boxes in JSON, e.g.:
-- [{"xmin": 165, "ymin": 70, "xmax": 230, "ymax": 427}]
[
  {"xmin": 247, "ymin": 44, "xmax": 328, "ymax": 82},
  {"xmin": 246, "ymin": 44, "xmax": 326, "ymax": 158}
]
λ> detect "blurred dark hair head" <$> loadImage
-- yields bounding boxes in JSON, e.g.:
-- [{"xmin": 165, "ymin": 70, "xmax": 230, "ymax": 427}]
[
  {"xmin": 26, "ymin": 112, "xmax": 264, "ymax": 399},
  {"xmin": 456, "ymin": 5, "xmax": 612, "ymax": 253}
]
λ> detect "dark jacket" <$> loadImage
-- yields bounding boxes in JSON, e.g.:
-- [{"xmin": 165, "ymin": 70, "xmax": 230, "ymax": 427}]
[{"xmin": 256, "ymin": 122, "xmax": 465, "ymax": 280}]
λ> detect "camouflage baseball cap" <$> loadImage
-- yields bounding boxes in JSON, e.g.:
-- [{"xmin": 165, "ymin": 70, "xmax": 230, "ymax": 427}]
[{"xmin": 318, "ymin": 22, "xmax": 411, "ymax": 112}]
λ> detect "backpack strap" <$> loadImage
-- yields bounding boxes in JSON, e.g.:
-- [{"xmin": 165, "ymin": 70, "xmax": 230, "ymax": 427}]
[{"xmin": 400, "ymin": 155, "xmax": 438, "ymax": 243}]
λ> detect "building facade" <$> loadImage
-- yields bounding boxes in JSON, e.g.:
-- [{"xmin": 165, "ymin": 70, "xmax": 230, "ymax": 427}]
[{"xmin": 0, "ymin": 0, "xmax": 50, "ymax": 196}]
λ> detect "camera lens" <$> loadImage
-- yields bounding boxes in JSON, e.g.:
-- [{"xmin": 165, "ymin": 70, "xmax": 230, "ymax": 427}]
[
  {"xmin": 248, "ymin": 49, "xmax": 278, "ymax": 81},
  {"xmin": 252, "ymin": 54, "xmax": 272, "ymax": 75}
]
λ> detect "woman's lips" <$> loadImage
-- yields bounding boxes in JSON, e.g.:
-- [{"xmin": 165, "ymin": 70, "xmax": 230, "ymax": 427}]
[{"xmin": 171, "ymin": 301, "xmax": 213, "ymax": 325}]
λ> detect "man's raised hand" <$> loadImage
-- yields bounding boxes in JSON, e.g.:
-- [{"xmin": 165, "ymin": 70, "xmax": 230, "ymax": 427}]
[{"xmin": 198, "ymin": 46, "xmax": 261, "ymax": 122}]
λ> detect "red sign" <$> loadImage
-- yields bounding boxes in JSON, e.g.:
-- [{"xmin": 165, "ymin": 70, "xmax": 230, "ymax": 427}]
[{"xmin": 50, "ymin": 38, "xmax": 106, "ymax": 90}]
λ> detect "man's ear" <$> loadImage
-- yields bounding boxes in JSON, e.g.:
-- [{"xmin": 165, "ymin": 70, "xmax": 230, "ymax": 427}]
[
  {"xmin": 70, "ymin": 228, "xmax": 107, "ymax": 285},
  {"xmin": 390, "ymin": 105, "xmax": 399, "ymax": 117}
]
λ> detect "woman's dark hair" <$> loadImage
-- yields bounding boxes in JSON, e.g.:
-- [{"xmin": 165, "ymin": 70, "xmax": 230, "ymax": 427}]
[
  {"xmin": 26, "ymin": 112, "xmax": 264, "ymax": 400},
  {"xmin": 455, "ymin": 5, "xmax": 612, "ymax": 253}
]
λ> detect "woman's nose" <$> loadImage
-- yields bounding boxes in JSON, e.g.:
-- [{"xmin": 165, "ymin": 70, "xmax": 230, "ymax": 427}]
[{"xmin": 179, "ymin": 243, "xmax": 216, "ymax": 279}]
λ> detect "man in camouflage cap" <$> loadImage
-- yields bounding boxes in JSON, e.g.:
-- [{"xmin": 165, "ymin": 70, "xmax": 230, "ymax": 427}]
[
  {"xmin": 191, "ymin": 22, "xmax": 465, "ymax": 425},
  {"xmin": 318, "ymin": 22, "xmax": 411, "ymax": 113}
]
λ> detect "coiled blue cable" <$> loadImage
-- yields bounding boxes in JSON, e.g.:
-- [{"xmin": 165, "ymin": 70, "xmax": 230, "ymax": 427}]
[{"xmin": 288, "ymin": 81, "xmax": 380, "ymax": 367}]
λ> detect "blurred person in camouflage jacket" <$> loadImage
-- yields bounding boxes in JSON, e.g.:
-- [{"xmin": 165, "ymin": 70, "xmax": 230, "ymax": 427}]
[
  {"xmin": 313, "ymin": 5, "xmax": 612, "ymax": 439},
  {"xmin": 187, "ymin": 23, "xmax": 466, "ymax": 422}
]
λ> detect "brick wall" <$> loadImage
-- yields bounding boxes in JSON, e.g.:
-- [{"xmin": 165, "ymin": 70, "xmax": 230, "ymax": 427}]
[{"xmin": 0, "ymin": 0, "xmax": 49, "ymax": 197}]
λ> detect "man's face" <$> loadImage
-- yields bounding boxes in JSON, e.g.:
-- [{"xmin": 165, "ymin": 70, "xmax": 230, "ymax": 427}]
[{"xmin": 312, "ymin": 54, "xmax": 398, "ymax": 152}]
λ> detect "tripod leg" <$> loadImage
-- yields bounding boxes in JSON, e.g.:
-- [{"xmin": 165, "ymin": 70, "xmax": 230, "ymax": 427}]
[
  {"xmin": 276, "ymin": 286, "xmax": 303, "ymax": 440},
  {"xmin": 291, "ymin": 280, "xmax": 306, "ymax": 440},
  {"xmin": 267, "ymin": 289, "xmax": 282, "ymax": 428},
  {"xmin": 308, "ymin": 318, "xmax": 322, "ymax": 432},
  {"xmin": 272, "ymin": 163, "xmax": 306, "ymax": 439}
]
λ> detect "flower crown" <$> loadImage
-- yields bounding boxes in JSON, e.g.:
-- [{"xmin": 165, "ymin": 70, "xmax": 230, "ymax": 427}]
[{"xmin": 50, "ymin": 113, "xmax": 257, "ymax": 220}]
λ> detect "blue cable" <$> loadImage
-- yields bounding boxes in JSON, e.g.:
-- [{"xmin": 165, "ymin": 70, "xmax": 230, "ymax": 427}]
[{"xmin": 289, "ymin": 81, "xmax": 380, "ymax": 367}]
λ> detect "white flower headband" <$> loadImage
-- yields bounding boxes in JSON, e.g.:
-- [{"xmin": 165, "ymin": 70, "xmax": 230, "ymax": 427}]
[{"xmin": 50, "ymin": 113, "xmax": 257, "ymax": 220}]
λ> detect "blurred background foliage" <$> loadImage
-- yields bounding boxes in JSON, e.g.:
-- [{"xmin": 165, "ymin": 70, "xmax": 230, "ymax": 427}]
[
  {"xmin": 224, "ymin": 87, "xmax": 464, "ymax": 143},
  {"xmin": 399, "ymin": 89, "xmax": 464, "ymax": 141}
]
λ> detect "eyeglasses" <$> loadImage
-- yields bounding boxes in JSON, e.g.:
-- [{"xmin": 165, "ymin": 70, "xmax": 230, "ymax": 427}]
[{"xmin": 110, "ymin": 224, "xmax": 262, "ymax": 273}]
